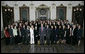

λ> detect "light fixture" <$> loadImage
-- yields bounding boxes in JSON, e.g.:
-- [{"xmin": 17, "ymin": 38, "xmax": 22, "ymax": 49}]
[
  {"xmin": 8, "ymin": 8, "xmax": 10, "ymax": 11},
  {"xmin": 80, "ymin": 8, "xmax": 82, "ymax": 11},
  {"xmin": 74, "ymin": 9, "xmax": 76, "ymax": 11},
  {"xmin": 5, "ymin": 9, "xmax": 7, "ymax": 11}
]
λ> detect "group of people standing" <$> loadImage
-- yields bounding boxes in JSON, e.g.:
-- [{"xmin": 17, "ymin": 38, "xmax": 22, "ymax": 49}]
[{"xmin": 4, "ymin": 19, "xmax": 82, "ymax": 46}]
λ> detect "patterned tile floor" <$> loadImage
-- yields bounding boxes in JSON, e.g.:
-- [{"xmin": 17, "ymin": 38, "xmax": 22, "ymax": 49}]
[{"xmin": 1, "ymin": 39, "xmax": 84, "ymax": 53}]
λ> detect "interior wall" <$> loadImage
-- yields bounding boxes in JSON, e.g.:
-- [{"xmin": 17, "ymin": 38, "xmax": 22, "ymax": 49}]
[{"xmin": 1, "ymin": 1, "xmax": 84, "ymax": 31}]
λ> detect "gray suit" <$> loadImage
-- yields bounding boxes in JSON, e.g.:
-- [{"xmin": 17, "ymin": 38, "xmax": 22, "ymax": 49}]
[
  {"xmin": 39, "ymin": 27, "xmax": 46, "ymax": 45},
  {"xmin": 46, "ymin": 28, "xmax": 51, "ymax": 45}
]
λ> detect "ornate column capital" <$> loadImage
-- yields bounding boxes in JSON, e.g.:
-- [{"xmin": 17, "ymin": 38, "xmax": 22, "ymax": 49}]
[
  {"xmin": 30, "ymin": 2, "xmax": 34, "ymax": 9},
  {"xmin": 52, "ymin": 3, "xmax": 56, "ymax": 8}
]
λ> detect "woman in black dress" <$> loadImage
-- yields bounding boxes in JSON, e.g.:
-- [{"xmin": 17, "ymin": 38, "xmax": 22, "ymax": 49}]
[
  {"xmin": 66, "ymin": 25, "xmax": 71, "ymax": 44},
  {"xmin": 61, "ymin": 25, "xmax": 66, "ymax": 44},
  {"xmin": 77, "ymin": 25, "xmax": 82, "ymax": 46},
  {"xmin": 72, "ymin": 24, "xmax": 78, "ymax": 45},
  {"xmin": 57, "ymin": 25, "xmax": 62, "ymax": 44}
]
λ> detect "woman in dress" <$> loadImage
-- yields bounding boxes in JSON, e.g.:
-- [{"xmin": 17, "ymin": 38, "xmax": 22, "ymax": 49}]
[
  {"xmin": 61, "ymin": 25, "xmax": 66, "ymax": 44},
  {"xmin": 13, "ymin": 25, "xmax": 18, "ymax": 44},
  {"xmin": 77, "ymin": 25, "xmax": 82, "ymax": 46},
  {"xmin": 4, "ymin": 26, "xmax": 10, "ymax": 45},
  {"xmin": 57, "ymin": 25, "xmax": 62, "ymax": 44},
  {"xmin": 66, "ymin": 25, "xmax": 71, "ymax": 44},
  {"xmin": 30, "ymin": 25, "xmax": 35, "ymax": 44}
]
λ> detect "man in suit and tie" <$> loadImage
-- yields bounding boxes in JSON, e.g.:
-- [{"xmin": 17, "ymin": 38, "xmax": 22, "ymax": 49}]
[
  {"xmin": 39, "ymin": 23, "xmax": 46, "ymax": 45},
  {"xmin": 46, "ymin": 25, "xmax": 51, "ymax": 45}
]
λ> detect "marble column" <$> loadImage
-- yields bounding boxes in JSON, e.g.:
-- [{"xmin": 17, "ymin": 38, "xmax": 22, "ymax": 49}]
[
  {"xmin": 51, "ymin": 4, "xmax": 56, "ymax": 20},
  {"xmin": 30, "ymin": 4, "xmax": 35, "ymax": 21},
  {"xmin": 1, "ymin": 5, "xmax": 3, "ymax": 31},
  {"xmin": 14, "ymin": 4, "xmax": 19, "ymax": 22},
  {"xmin": 67, "ymin": 4, "xmax": 72, "ymax": 23}
]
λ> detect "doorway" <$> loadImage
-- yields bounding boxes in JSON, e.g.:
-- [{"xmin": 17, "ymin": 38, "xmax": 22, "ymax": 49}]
[
  {"xmin": 2, "ymin": 5, "xmax": 14, "ymax": 28},
  {"xmin": 72, "ymin": 4, "xmax": 84, "ymax": 27}
]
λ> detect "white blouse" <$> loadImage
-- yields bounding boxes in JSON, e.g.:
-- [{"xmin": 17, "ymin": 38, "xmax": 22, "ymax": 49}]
[{"xmin": 13, "ymin": 29, "xmax": 18, "ymax": 37}]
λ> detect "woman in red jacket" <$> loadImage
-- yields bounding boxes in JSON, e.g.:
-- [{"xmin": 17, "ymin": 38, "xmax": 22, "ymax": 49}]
[{"xmin": 4, "ymin": 26, "xmax": 10, "ymax": 45}]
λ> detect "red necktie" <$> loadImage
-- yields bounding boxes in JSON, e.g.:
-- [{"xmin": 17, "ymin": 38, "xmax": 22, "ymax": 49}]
[{"xmin": 41, "ymin": 26, "xmax": 43, "ymax": 32}]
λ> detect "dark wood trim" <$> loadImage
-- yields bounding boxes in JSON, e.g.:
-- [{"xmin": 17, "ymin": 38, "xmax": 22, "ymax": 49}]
[
  {"xmin": 72, "ymin": 5, "xmax": 84, "ymax": 28},
  {"xmin": 2, "ymin": 6, "xmax": 14, "ymax": 28},
  {"xmin": 72, "ymin": 7, "xmax": 74, "ymax": 22},
  {"xmin": 2, "ymin": 6, "xmax": 14, "ymax": 21},
  {"xmin": 72, "ymin": 5, "xmax": 84, "ymax": 22},
  {"xmin": 56, "ymin": 6, "xmax": 67, "ymax": 20},
  {"xmin": 19, "ymin": 7, "xmax": 29, "ymax": 21}
]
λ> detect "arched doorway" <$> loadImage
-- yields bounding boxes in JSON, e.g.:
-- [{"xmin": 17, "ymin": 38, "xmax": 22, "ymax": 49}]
[{"xmin": 35, "ymin": 4, "xmax": 50, "ymax": 20}]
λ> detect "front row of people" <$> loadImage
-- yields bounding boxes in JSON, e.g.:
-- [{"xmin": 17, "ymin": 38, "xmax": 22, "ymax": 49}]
[{"xmin": 4, "ymin": 20, "xmax": 82, "ymax": 46}]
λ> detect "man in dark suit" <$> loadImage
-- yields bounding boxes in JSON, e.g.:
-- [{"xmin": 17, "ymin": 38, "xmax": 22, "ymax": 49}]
[
  {"xmin": 46, "ymin": 25, "xmax": 51, "ymax": 45},
  {"xmin": 54, "ymin": 25, "xmax": 58, "ymax": 44},
  {"xmin": 17, "ymin": 27, "xmax": 22, "ymax": 44},
  {"xmin": 50, "ymin": 25, "xmax": 55, "ymax": 44},
  {"xmin": 66, "ymin": 25, "xmax": 71, "ymax": 44},
  {"xmin": 25, "ymin": 25, "xmax": 30, "ymax": 45},
  {"xmin": 9, "ymin": 25, "xmax": 14, "ymax": 45},
  {"xmin": 21, "ymin": 25, "xmax": 27, "ymax": 44},
  {"xmin": 39, "ymin": 23, "xmax": 46, "ymax": 45}
]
